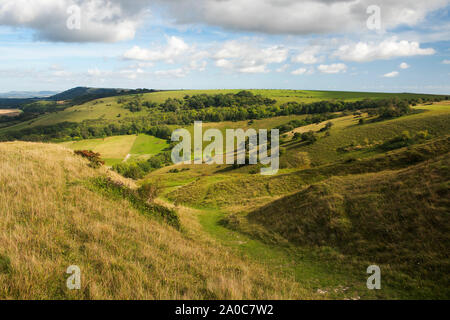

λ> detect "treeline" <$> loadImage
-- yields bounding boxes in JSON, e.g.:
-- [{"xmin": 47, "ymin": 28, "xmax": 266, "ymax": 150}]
[
  {"xmin": 0, "ymin": 95, "xmax": 447, "ymax": 143},
  {"xmin": 122, "ymin": 90, "xmax": 277, "ymax": 113},
  {"xmin": 0, "ymin": 121, "xmax": 172, "ymax": 142}
]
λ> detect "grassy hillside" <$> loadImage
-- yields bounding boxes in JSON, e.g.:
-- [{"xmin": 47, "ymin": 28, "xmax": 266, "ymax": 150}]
[
  {"xmin": 245, "ymin": 155, "xmax": 449, "ymax": 298},
  {"xmin": 161, "ymin": 103, "xmax": 450, "ymax": 208},
  {"xmin": 0, "ymin": 89, "xmax": 445, "ymax": 134},
  {"xmin": 1, "ymin": 89, "xmax": 448, "ymax": 300},
  {"xmin": 0, "ymin": 142, "xmax": 314, "ymax": 299},
  {"xmin": 289, "ymin": 103, "xmax": 450, "ymax": 165}
]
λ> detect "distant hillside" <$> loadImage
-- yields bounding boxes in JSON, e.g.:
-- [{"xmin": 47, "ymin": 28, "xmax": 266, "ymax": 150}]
[
  {"xmin": 0, "ymin": 91, "xmax": 58, "ymax": 99},
  {"xmin": 49, "ymin": 87, "xmax": 159, "ymax": 104}
]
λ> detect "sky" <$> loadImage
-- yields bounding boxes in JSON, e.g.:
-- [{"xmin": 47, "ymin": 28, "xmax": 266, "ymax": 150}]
[{"xmin": 0, "ymin": 0, "xmax": 449, "ymax": 94}]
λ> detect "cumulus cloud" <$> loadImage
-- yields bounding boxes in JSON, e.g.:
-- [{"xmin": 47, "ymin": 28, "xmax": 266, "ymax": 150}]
[
  {"xmin": 3, "ymin": 0, "xmax": 448, "ymax": 43},
  {"xmin": 123, "ymin": 36, "xmax": 209, "ymax": 77},
  {"xmin": 87, "ymin": 67, "xmax": 112, "ymax": 77},
  {"xmin": 383, "ymin": 71, "xmax": 399, "ymax": 78},
  {"xmin": 292, "ymin": 46, "xmax": 322, "ymax": 65},
  {"xmin": 291, "ymin": 68, "xmax": 307, "ymax": 75},
  {"xmin": 157, "ymin": 0, "xmax": 450, "ymax": 35},
  {"xmin": 124, "ymin": 36, "xmax": 189, "ymax": 63},
  {"xmin": 154, "ymin": 68, "xmax": 187, "ymax": 78},
  {"xmin": 291, "ymin": 67, "xmax": 314, "ymax": 75},
  {"xmin": 333, "ymin": 38, "xmax": 435, "ymax": 62},
  {"xmin": 213, "ymin": 40, "xmax": 288, "ymax": 73},
  {"xmin": 443, "ymin": 59, "xmax": 450, "ymax": 64},
  {"xmin": 399, "ymin": 62, "xmax": 410, "ymax": 69},
  {"xmin": 317, "ymin": 63, "xmax": 347, "ymax": 74},
  {"xmin": 0, "ymin": 0, "xmax": 150, "ymax": 42}
]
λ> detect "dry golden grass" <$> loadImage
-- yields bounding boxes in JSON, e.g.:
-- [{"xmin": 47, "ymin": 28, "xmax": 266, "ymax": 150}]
[
  {"xmin": 0, "ymin": 109, "xmax": 20, "ymax": 117},
  {"xmin": 0, "ymin": 141, "xmax": 315, "ymax": 300}
]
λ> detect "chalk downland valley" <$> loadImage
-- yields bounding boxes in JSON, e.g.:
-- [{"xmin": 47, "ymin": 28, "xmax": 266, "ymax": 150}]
[{"xmin": 0, "ymin": 88, "xmax": 449, "ymax": 300}]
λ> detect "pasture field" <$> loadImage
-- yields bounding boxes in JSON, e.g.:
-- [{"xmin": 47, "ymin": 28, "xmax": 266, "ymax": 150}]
[{"xmin": 60, "ymin": 134, "xmax": 168, "ymax": 166}]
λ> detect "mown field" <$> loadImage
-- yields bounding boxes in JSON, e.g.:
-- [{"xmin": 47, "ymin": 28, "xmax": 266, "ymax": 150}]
[{"xmin": 60, "ymin": 134, "xmax": 169, "ymax": 166}]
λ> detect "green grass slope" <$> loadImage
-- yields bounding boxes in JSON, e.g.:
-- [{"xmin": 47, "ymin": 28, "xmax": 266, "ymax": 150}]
[
  {"xmin": 287, "ymin": 104, "xmax": 450, "ymax": 165},
  {"xmin": 246, "ymin": 155, "xmax": 450, "ymax": 298}
]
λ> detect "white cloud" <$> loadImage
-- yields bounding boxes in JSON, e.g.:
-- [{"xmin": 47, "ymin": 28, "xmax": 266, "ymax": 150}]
[
  {"xmin": 0, "ymin": 0, "xmax": 147, "ymax": 42},
  {"xmin": 154, "ymin": 68, "xmax": 187, "ymax": 78},
  {"xmin": 87, "ymin": 68, "xmax": 103, "ymax": 77},
  {"xmin": 317, "ymin": 63, "xmax": 347, "ymax": 74},
  {"xmin": 157, "ymin": 0, "xmax": 450, "ymax": 35},
  {"xmin": 443, "ymin": 59, "xmax": 450, "ymax": 64},
  {"xmin": 124, "ymin": 36, "xmax": 189, "ymax": 63},
  {"xmin": 383, "ymin": 71, "xmax": 400, "ymax": 78},
  {"xmin": 291, "ymin": 68, "xmax": 307, "ymax": 75},
  {"xmin": 213, "ymin": 40, "xmax": 288, "ymax": 73},
  {"xmin": 291, "ymin": 67, "xmax": 314, "ymax": 75},
  {"xmin": 1, "ymin": 1, "xmax": 449, "ymax": 42},
  {"xmin": 292, "ymin": 47, "xmax": 322, "ymax": 65},
  {"xmin": 334, "ymin": 38, "xmax": 435, "ymax": 62},
  {"xmin": 276, "ymin": 64, "xmax": 290, "ymax": 73},
  {"xmin": 119, "ymin": 67, "xmax": 145, "ymax": 80},
  {"xmin": 399, "ymin": 62, "xmax": 410, "ymax": 69}
]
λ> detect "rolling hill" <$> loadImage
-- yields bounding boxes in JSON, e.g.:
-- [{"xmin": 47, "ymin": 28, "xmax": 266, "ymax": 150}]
[
  {"xmin": 0, "ymin": 89, "xmax": 448, "ymax": 300},
  {"xmin": 0, "ymin": 142, "xmax": 311, "ymax": 299}
]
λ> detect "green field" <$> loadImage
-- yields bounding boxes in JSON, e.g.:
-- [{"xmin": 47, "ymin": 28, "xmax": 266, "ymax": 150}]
[
  {"xmin": 0, "ymin": 89, "xmax": 443, "ymax": 134},
  {"xmin": 61, "ymin": 134, "xmax": 168, "ymax": 165}
]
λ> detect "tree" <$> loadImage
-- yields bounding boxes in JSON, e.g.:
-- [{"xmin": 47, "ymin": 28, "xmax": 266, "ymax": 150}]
[{"xmin": 301, "ymin": 131, "xmax": 317, "ymax": 145}]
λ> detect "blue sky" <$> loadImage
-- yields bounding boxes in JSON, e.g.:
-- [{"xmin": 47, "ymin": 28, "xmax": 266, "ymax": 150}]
[{"xmin": 0, "ymin": 0, "xmax": 449, "ymax": 94}]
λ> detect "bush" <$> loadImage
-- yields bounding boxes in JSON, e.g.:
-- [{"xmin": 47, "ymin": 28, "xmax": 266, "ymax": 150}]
[
  {"xmin": 74, "ymin": 150, "xmax": 105, "ymax": 168},
  {"xmin": 138, "ymin": 180, "xmax": 163, "ymax": 203},
  {"xmin": 319, "ymin": 122, "xmax": 333, "ymax": 132},
  {"xmin": 301, "ymin": 131, "xmax": 317, "ymax": 145},
  {"xmin": 112, "ymin": 151, "xmax": 173, "ymax": 179}
]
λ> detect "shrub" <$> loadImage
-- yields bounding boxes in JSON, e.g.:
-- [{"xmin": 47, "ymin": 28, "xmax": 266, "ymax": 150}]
[
  {"xmin": 301, "ymin": 131, "xmax": 317, "ymax": 145},
  {"xmin": 138, "ymin": 180, "xmax": 163, "ymax": 203},
  {"xmin": 74, "ymin": 150, "xmax": 105, "ymax": 168}
]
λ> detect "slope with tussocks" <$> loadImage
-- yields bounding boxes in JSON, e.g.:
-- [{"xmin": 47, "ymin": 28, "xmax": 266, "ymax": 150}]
[
  {"xmin": 247, "ymin": 155, "xmax": 450, "ymax": 296},
  {"xmin": 0, "ymin": 142, "xmax": 313, "ymax": 299}
]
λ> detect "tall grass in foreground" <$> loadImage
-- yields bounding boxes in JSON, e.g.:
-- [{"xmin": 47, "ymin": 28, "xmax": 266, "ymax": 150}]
[{"xmin": 0, "ymin": 142, "xmax": 314, "ymax": 299}]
